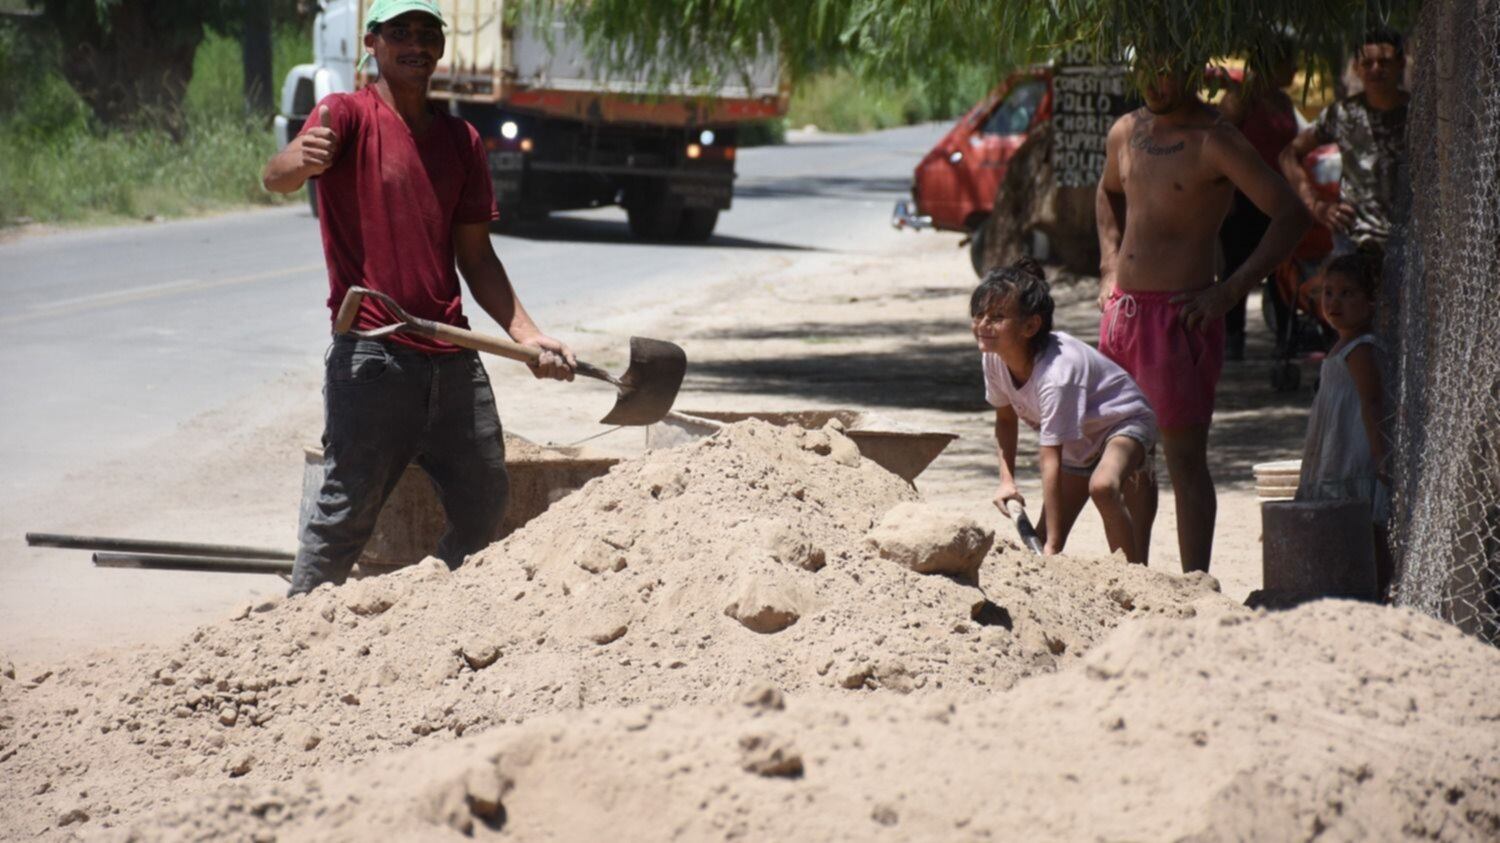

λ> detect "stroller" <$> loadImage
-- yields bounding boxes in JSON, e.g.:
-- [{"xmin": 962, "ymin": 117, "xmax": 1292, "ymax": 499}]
[{"xmin": 1262, "ymin": 144, "xmax": 1341, "ymax": 392}]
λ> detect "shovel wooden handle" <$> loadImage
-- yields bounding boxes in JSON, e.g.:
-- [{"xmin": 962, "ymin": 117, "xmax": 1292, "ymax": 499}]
[
  {"xmin": 335, "ymin": 286, "xmax": 611, "ymax": 383},
  {"xmin": 335, "ymin": 285, "xmax": 540, "ymax": 362}
]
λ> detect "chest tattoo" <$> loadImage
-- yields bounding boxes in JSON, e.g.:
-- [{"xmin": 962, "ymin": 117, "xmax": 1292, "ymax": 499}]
[
  {"xmin": 1130, "ymin": 132, "xmax": 1185, "ymax": 156},
  {"xmin": 1129, "ymin": 114, "xmax": 1185, "ymax": 156}
]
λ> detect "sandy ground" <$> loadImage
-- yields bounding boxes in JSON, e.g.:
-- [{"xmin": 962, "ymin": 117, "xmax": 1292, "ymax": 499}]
[
  {"xmin": 0, "ymin": 230, "xmax": 1309, "ymax": 669},
  {"xmin": 4, "ymin": 230, "xmax": 1500, "ymax": 841}
]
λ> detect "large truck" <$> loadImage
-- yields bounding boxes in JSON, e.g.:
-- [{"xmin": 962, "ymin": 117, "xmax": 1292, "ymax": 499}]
[{"xmin": 274, "ymin": 0, "xmax": 785, "ymax": 241}]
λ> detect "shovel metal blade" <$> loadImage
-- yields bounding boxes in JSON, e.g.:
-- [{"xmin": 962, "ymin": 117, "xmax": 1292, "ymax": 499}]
[{"xmin": 598, "ymin": 337, "xmax": 687, "ymax": 426}]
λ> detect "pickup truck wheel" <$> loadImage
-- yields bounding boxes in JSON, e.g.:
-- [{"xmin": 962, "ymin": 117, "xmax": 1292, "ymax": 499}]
[
  {"xmin": 677, "ymin": 208, "xmax": 718, "ymax": 242},
  {"xmin": 627, "ymin": 197, "xmax": 681, "ymax": 241},
  {"xmin": 968, "ymin": 224, "xmax": 988, "ymax": 277}
]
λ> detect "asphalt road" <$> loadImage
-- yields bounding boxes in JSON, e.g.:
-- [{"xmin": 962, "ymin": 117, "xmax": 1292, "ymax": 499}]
[{"xmin": 0, "ymin": 123, "xmax": 948, "ymax": 508}]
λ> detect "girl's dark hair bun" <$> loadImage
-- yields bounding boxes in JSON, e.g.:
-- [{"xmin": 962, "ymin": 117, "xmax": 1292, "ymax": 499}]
[{"xmin": 1012, "ymin": 256, "xmax": 1045, "ymax": 281}]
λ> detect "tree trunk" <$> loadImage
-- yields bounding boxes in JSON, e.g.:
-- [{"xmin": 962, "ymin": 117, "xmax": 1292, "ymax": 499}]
[
  {"xmin": 978, "ymin": 120, "xmax": 1101, "ymax": 277},
  {"xmin": 43, "ymin": 1, "xmax": 205, "ymax": 134},
  {"xmin": 241, "ymin": 0, "xmax": 274, "ymax": 117}
]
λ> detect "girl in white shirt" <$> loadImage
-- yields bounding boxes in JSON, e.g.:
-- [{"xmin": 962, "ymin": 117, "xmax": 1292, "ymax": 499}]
[{"xmin": 974, "ymin": 259, "xmax": 1160, "ymax": 563}]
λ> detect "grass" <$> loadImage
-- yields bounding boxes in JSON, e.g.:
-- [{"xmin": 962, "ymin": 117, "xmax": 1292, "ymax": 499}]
[
  {"xmin": 0, "ymin": 22, "xmax": 312, "ymax": 227},
  {"xmin": 786, "ymin": 65, "xmax": 993, "ymax": 134}
]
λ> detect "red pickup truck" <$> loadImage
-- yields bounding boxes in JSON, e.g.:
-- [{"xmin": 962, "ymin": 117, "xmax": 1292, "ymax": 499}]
[{"xmin": 892, "ymin": 68, "xmax": 1340, "ymax": 278}]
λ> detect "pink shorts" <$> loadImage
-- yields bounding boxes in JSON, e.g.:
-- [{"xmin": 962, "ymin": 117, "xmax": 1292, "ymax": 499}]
[{"xmin": 1098, "ymin": 288, "xmax": 1224, "ymax": 429}]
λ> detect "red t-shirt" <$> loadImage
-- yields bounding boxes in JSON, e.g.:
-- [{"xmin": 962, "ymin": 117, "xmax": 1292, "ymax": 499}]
[{"xmin": 301, "ymin": 86, "xmax": 498, "ymax": 353}]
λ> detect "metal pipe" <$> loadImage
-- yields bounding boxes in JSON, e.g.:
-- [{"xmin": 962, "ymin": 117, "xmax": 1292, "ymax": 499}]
[
  {"xmin": 92, "ymin": 552, "xmax": 293, "ymax": 575},
  {"xmin": 26, "ymin": 533, "xmax": 295, "ymax": 561}
]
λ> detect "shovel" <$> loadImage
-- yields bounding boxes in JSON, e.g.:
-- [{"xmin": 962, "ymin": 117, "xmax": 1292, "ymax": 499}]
[
  {"xmin": 334, "ymin": 286, "xmax": 685, "ymax": 427},
  {"xmin": 1005, "ymin": 500, "xmax": 1045, "ymax": 555}
]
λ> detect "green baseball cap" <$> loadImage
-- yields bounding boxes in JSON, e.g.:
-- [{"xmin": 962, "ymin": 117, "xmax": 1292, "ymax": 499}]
[
  {"xmin": 359, "ymin": 0, "xmax": 446, "ymax": 72},
  {"xmin": 364, "ymin": 0, "xmax": 446, "ymax": 31}
]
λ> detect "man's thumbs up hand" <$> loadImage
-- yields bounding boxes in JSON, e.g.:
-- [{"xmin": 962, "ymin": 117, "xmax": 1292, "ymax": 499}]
[{"xmin": 301, "ymin": 104, "xmax": 339, "ymax": 176}]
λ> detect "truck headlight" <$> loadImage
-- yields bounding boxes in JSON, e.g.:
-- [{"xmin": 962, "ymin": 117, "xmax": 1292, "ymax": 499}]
[{"xmin": 500, "ymin": 120, "xmax": 519, "ymax": 140}]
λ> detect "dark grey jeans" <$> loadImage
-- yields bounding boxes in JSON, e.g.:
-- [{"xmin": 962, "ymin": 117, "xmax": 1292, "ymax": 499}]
[{"xmin": 288, "ymin": 335, "xmax": 508, "ymax": 596}]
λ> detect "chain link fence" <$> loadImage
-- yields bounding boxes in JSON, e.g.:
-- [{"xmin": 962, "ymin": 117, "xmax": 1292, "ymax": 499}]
[{"xmin": 1386, "ymin": 0, "xmax": 1500, "ymax": 643}]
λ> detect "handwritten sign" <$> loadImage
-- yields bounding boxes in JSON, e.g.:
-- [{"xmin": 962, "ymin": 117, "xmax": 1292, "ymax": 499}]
[{"xmin": 1053, "ymin": 44, "xmax": 1135, "ymax": 188}]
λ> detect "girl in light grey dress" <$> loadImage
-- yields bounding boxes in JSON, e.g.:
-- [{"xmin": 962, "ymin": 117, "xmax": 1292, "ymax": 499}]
[{"xmin": 1296, "ymin": 253, "xmax": 1392, "ymax": 597}]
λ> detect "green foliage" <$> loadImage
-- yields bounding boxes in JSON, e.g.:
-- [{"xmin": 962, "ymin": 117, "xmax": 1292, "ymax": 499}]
[
  {"xmin": 736, "ymin": 120, "xmax": 785, "ymax": 147},
  {"xmin": 541, "ymin": 0, "xmax": 1419, "ymax": 98},
  {"xmin": 0, "ymin": 22, "xmax": 312, "ymax": 225},
  {"xmin": 788, "ymin": 64, "xmax": 990, "ymax": 133}
]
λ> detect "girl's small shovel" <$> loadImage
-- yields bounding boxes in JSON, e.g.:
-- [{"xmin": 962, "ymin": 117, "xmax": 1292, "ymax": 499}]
[{"xmin": 1005, "ymin": 500, "xmax": 1045, "ymax": 554}]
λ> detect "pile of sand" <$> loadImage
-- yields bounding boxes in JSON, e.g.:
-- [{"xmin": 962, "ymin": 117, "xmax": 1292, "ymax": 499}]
[
  {"xmin": 2, "ymin": 421, "xmax": 1495, "ymax": 840},
  {"xmin": 116, "ymin": 603, "xmax": 1500, "ymax": 841}
]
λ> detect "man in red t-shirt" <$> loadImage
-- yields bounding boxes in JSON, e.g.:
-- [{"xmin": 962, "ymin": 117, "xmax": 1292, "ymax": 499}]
[{"xmin": 262, "ymin": 0, "xmax": 575, "ymax": 595}]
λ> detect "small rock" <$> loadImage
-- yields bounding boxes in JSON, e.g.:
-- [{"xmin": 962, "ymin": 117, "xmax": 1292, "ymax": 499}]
[
  {"xmin": 800, "ymin": 430, "xmax": 833, "ymax": 455},
  {"xmin": 575, "ymin": 537, "xmax": 628, "ymax": 574},
  {"xmin": 840, "ymin": 665, "xmax": 874, "ymax": 690},
  {"xmin": 218, "ymin": 707, "xmax": 239, "ymax": 727},
  {"xmin": 253, "ymin": 597, "xmax": 282, "ymax": 614},
  {"xmin": 587, "ymin": 623, "xmax": 628, "ymax": 646},
  {"xmin": 460, "ymin": 638, "xmax": 502, "ymax": 670},
  {"xmin": 224, "ymin": 751, "xmax": 254, "ymax": 777},
  {"xmin": 57, "ymin": 808, "xmax": 89, "ymax": 827},
  {"xmin": 344, "ymin": 582, "xmax": 397, "ymax": 616},
  {"xmin": 768, "ymin": 528, "xmax": 826, "ymax": 572},
  {"xmin": 724, "ymin": 573, "xmax": 809, "ymax": 634},
  {"xmin": 288, "ymin": 724, "xmax": 322, "ymax": 751},
  {"xmin": 340, "ymin": 692, "xmax": 360, "ymax": 706},
  {"xmin": 739, "ymin": 733, "xmax": 803, "ymax": 778},
  {"xmin": 826, "ymin": 433, "xmax": 862, "ymax": 467},
  {"xmin": 865, "ymin": 503, "xmax": 994, "ymax": 579},
  {"xmin": 414, "ymin": 555, "xmax": 450, "ymax": 579},
  {"xmin": 464, "ymin": 764, "xmax": 510, "ymax": 820},
  {"xmin": 230, "ymin": 603, "xmax": 253, "ymax": 621},
  {"xmin": 871, "ymin": 804, "xmax": 899, "ymax": 826},
  {"xmin": 640, "ymin": 463, "xmax": 687, "ymax": 500},
  {"xmin": 740, "ymin": 683, "xmax": 785, "ymax": 711}
]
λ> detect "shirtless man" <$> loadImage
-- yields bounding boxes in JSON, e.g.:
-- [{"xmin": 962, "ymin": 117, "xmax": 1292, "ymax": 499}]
[{"xmin": 1096, "ymin": 58, "xmax": 1311, "ymax": 572}]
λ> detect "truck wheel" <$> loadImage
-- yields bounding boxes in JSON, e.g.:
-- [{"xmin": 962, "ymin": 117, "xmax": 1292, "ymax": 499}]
[
  {"xmin": 677, "ymin": 208, "xmax": 718, "ymax": 242},
  {"xmin": 306, "ymin": 179, "xmax": 318, "ymax": 218},
  {"xmin": 627, "ymin": 197, "xmax": 680, "ymax": 241},
  {"xmin": 969, "ymin": 224, "xmax": 988, "ymax": 277}
]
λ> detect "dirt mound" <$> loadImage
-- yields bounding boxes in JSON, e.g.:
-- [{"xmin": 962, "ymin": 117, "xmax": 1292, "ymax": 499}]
[
  {"xmin": 0, "ymin": 421, "xmax": 1229, "ymax": 836},
  {"xmin": 124, "ymin": 602, "xmax": 1500, "ymax": 842}
]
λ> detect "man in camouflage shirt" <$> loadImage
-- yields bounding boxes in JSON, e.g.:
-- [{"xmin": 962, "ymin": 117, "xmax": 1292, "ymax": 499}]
[{"xmin": 1281, "ymin": 26, "xmax": 1410, "ymax": 254}]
